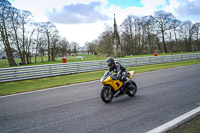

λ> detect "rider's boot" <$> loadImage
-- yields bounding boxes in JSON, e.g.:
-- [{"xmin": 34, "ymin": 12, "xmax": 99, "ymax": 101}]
[{"xmin": 120, "ymin": 87, "xmax": 124, "ymax": 93}]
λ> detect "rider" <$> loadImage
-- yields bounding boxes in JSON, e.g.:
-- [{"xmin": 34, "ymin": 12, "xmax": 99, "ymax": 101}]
[{"xmin": 106, "ymin": 57, "xmax": 131, "ymax": 88}]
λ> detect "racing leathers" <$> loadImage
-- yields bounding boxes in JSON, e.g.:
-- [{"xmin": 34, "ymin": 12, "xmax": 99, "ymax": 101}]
[{"xmin": 108, "ymin": 62, "xmax": 130, "ymax": 86}]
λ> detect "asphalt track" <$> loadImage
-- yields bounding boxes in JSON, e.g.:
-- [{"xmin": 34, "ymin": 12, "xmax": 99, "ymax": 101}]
[{"xmin": 0, "ymin": 64, "xmax": 200, "ymax": 133}]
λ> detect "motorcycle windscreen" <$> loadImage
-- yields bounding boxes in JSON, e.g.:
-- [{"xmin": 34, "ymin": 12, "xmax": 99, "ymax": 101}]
[{"xmin": 128, "ymin": 71, "xmax": 134, "ymax": 79}]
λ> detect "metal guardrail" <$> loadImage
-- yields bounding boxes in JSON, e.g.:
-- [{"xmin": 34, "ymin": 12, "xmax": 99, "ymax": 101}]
[{"xmin": 0, "ymin": 54, "xmax": 199, "ymax": 83}]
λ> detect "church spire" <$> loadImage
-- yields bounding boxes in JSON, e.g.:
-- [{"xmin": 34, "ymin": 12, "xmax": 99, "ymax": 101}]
[
  {"xmin": 114, "ymin": 14, "xmax": 116, "ymax": 26},
  {"xmin": 112, "ymin": 14, "xmax": 122, "ymax": 57},
  {"xmin": 114, "ymin": 14, "xmax": 117, "ymax": 34}
]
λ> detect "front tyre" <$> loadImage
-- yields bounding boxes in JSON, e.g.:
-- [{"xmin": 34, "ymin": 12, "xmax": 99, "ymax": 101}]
[
  {"xmin": 127, "ymin": 80, "xmax": 137, "ymax": 97},
  {"xmin": 101, "ymin": 86, "xmax": 113, "ymax": 103}
]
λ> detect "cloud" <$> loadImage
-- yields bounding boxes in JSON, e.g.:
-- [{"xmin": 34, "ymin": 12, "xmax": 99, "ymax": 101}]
[
  {"xmin": 46, "ymin": 2, "xmax": 110, "ymax": 24},
  {"xmin": 104, "ymin": 0, "xmax": 168, "ymax": 25},
  {"xmin": 163, "ymin": 0, "xmax": 200, "ymax": 22},
  {"xmin": 141, "ymin": 0, "xmax": 167, "ymax": 8},
  {"xmin": 175, "ymin": 0, "xmax": 200, "ymax": 15}
]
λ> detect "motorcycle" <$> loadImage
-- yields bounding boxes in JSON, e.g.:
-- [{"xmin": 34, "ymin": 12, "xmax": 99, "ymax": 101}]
[{"xmin": 100, "ymin": 70, "xmax": 137, "ymax": 103}]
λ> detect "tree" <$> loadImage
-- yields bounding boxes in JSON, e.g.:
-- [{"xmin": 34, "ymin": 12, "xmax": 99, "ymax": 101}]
[
  {"xmin": 19, "ymin": 10, "xmax": 33, "ymax": 64},
  {"xmin": 170, "ymin": 19, "xmax": 181, "ymax": 52},
  {"xmin": 41, "ymin": 22, "xmax": 57, "ymax": 61},
  {"xmin": 51, "ymin": 32, "xmax": 59, "ymax": 61},
  {"xmin": 58, "ymin": 37, "xmax": 69, "ymax": 58},
  {"xmin": 97, "ymin": 24, "xmax": 113, "ymax": 55},
  {"xmin": 23, "ymin": 23, "xmax": 36, "ymax": 64},
  {"xmin": 180, "ymin": 21, "xmax": 194, "ymax": 51},
  {"xmin": 0, "ymin": 0, "xmax": 17, "ymax": 66},
  {"xmin": 191, "ymin": 23, "xmax": 200, "ymax": 50},
  {"xmin": 37, "ymin": 36, "xmax": 46, "ymax": 63},
  {"xmin": 70, "ymin": 42, "xmax": 80, "ymax": 54},
  {"xmin": 85, "ymin": 41, "xmax": 97, "ymax": 55},
  {"xmin": 8, "ymin": 6, "xmax": 33, "ymax": 65},
  {"xmin": 9, "ymin": 7, "xmax": 23, "ymax": 63},
  {"xmin": 154, "ymin": 10, "xmax": 175, "ymax": 53},
  {"xmin": 141, "ymin": 15, "xmax": 159, "ymax": 53},
  {"xmin": 31, "ymin": 22, "xmax": 42, "ymax": 63},
  {"xmin": 120, "ymin": 15, "xmax": 136, "ymax": 55}
]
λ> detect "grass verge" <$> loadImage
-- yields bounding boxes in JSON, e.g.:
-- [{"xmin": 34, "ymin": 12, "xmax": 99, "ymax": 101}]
[
  {"xmin": 167, "ymin": 115, "xmax": 200, "ymax": 133},
  {"xmin": 0, "ymin": 59, "xmax": 200, "ymax": 96}
]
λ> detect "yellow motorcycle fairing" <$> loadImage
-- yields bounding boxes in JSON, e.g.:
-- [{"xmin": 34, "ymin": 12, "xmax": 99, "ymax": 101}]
[{"xmin": 102, "ymin": 76, "xmax": 123, "ymax": 91}]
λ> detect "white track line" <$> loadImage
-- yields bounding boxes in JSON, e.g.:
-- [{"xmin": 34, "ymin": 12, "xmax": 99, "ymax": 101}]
[{"xmin": 147, "ymin": 106, "xmax": 200, "ymax": 133}]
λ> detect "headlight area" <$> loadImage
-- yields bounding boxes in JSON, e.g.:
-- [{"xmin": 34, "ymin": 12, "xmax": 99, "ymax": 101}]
[{"xmin": 100, "ymin": 77, "xmax": 104, "ymax": 82}]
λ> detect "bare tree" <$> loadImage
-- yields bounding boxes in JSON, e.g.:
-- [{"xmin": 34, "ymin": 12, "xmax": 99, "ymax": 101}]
[
  {"xmin": 120, "ymin": 15, "xmax": 136, "ymax": 55},
  {"xmin": 58, "ymin": 37, "xmax": 69, "ymax": 58},
  {"xmin": 154, "ymin": 10, "xmax": 175, "ymax": 53},
  {"xmin": 141, "ymin": 15, "xmax": 159, "ymax": 53},
  {"xmin": 38, "ymin": 37, "xmax": 46, "ymax": 63},
  {"xmin": 180, "ymin": 21, "xmax": 194, "ymax": 51},
  {"xmin": 85, "ymin": 41, "xmax": 98, "ymax": 55},
  {"xmin": 0, "ymin": 0, "xmax": 16, "ymax": 66},
  {"xmin": 18, "ymin": 10, "xmax": 33, "ymax": 65},
  {"xmin": 40, "ymin": 22, "xmax": 57, "ymax": 61},
  {"xmin": 191, "ymin": 23, "xmax": 200, "ymax": 50},
  {"xmin": 30, "ymin": 22, "xmax": 42, "ymax": 63},
  {"xmin": 169, "ymin": 19, "xmax": 181, "ymax": 52},
  {"xmin": 70, "ymin": 42, "xmax": 80, "ymax": 54},
  {"xmin": 51, "ymin": 32, "xmax": 59, "ymax": 61},
  {"xmin": 9, "ymin": 8, "xmax": 33, "ymax": 65},
  {"xmin": 97, "ymin": 24, "xmax": 113, "ymax": 55}
]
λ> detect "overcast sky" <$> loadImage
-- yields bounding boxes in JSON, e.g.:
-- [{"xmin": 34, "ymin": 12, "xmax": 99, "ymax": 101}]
[{"xmin": 10, "ymin": 0, "xmax": 200, "ymax": 46}]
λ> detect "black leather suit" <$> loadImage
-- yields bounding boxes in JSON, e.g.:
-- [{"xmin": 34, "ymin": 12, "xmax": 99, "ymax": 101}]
[{"xmin": 108, "ymin": 62, "xmax": 129, "ymax": 82}]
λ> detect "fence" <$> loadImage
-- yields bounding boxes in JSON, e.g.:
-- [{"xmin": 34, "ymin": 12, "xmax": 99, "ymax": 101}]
[{"xmin": 0, "ymin": 53, "xmax": 200, "ymax": 83}]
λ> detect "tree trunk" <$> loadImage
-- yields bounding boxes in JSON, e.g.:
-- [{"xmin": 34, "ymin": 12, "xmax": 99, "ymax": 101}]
[
  {"xmin": 47, "ymin": 32, "xmax": 51, "ymax": 61},
  {"xmin": 169, "ymin": 32, "xmax": 172, "ymax": 52},
  {"xmin": 22, "ymin": 25, "xmax": 26, "ymax": 65},
  {"xmin": 197, "ymin": 32, "xmax": 200, "ymax": 50},
  {"xmin": 35, "ymin": 53, "xmax": 37, "ymax": 63},
  {"xmin": 1, "ymin": 31, "xmax": 16, "ymax": 66},
  {"xmin": 40, "ymin": 50, "xmax": 44, "ymax": 63},
  {"xmin": 161, "ymin": 29, "xmax": 168, "ymax": 53},
  {"xmin": 174, "ymin": 30, "xmax": 178, "ymax": 52}
]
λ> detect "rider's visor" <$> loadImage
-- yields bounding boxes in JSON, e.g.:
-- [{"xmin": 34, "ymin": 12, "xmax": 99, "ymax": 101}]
[{"xmin": 107, "ymin": 62, "xmax": 112, "ymax": 67}]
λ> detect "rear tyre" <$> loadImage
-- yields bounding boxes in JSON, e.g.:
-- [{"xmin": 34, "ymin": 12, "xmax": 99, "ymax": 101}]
[
  {"xmin": 101, "ymin": 86, "xmax": 113, "ymax": 103},
  {"xmin": 127, "ymin": 80, "xmax": 137, "ymax": 97}
]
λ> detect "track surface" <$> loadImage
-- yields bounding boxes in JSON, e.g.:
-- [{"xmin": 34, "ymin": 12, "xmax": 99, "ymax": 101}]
[{"xmin": 0, "ymin": 64, "xmax": 200, "ymax": 133}]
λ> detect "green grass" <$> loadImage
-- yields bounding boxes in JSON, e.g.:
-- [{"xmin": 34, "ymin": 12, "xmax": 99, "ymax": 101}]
[
  {"xmin": 167, "ymin": 115, "xmax": 200, "ymax": 133},
  {"xmin": 0, "ymin": 51, "xmax": 198, "ymax": 68},
  {"xmin": 0, "ymin": 59, "xmax": 199, "ymax": 96},
  {"xmin": 0, "ymin": 55, "xmax": 106, "ymax": 68}
]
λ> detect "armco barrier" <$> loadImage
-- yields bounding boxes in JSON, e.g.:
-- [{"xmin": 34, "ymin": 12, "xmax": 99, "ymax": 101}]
[{"xmin": 0, "ymin": 54, "xmax": 199, "ymax": 83}]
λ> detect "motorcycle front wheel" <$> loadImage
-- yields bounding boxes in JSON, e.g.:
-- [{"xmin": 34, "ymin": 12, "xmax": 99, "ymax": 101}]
[
  {"xmin": 101, "ymin": 86, "xmax": 113, "ymax": 103},
  {"xmin": 127, "ymin": 80, "xmax": 137, "ymax": 97}
]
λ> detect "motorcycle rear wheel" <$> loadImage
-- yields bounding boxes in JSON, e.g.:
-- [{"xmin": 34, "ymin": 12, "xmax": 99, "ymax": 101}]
[
  {"xmin": 101, "ymin": 86, "xmax": 113, "ymax": 103},
  {"xmin": 127, "ymin": 80, "xmax": 137, "ymax": 97}
]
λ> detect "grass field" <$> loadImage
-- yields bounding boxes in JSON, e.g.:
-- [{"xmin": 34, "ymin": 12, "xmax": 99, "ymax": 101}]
[
  {"xmin": 0, "ymin": 52, "xmax": 198, "ymax": 68},
  {"xmin": 0, "ymin": 59, "xmax": 199, "ymax": 96}
]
